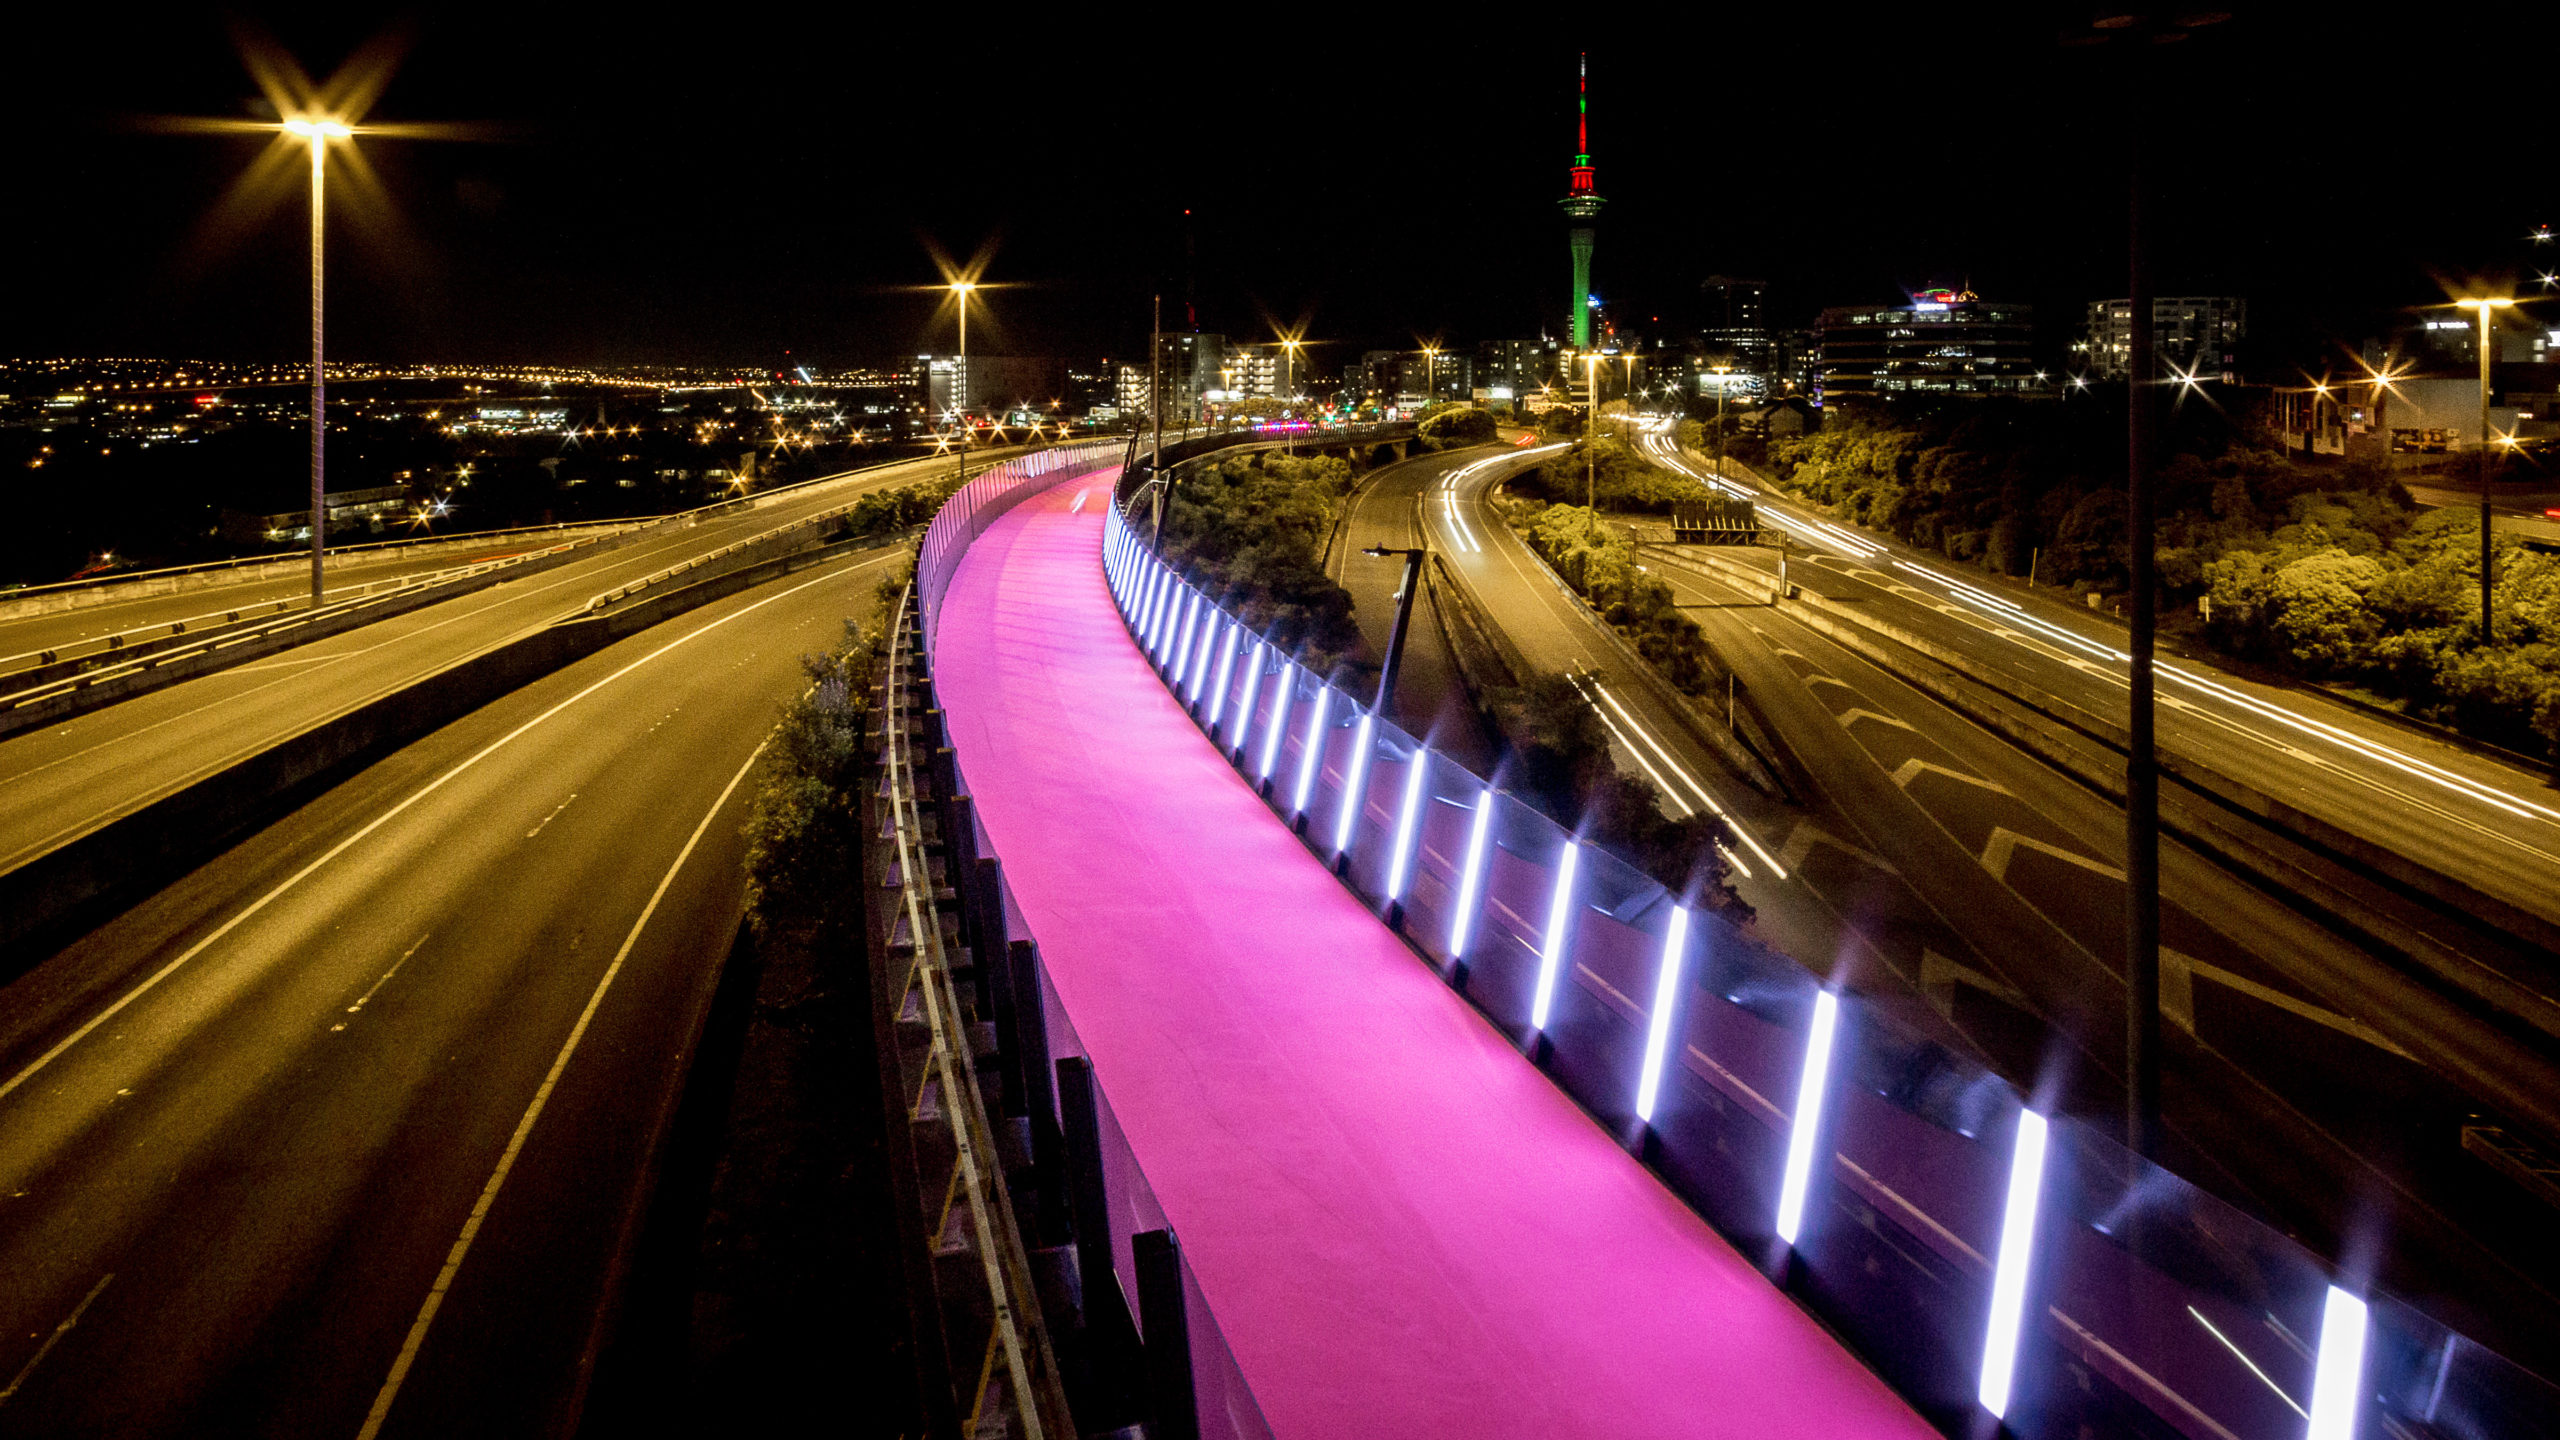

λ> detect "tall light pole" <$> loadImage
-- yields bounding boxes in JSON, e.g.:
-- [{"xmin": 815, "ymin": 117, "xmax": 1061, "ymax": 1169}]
[
  {"xmin": 282, "ymin": 116, "xmax": 352, "ymax": 606},
  {"xmin": 949, "ymin": 279, "xmax": 976, "ymax": 485},
  {"xmin": 1422, "ymin": 347, "xmax": 1440, "ymax": 410},
  {"xmin": 1711, "ymin": 363, "xmax": 1733, "ymax": 479},
  {"xmin": 2456, "ymin": 297, "xmax": 2514, "ymax": 644},
  {"xmin": 1578, "ymin": 353, "xmax": 1606, "ymax": 508}
]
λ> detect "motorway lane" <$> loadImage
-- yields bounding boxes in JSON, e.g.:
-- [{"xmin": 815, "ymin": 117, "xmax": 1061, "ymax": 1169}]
[
  {"xmin": 1423, "ymin": 447, "xmax": 2016, "ymax": 1050},
  {"xmin": 0, "ymin": 451, "xmax": 998, "ymax": 891},
  {"xmin": 0, "ymin": 546, "xmax": 898, "ymax": 1438},
  {"xmin": 1331, "ymin": 446, "xmax": 1510, "ymax": 772},
  {"xmin": 0, "ymin": 527, "xmax": 644, "ymax": 675},
  {"xmin": 1640, "ymin": 435, "xmax": 2560, "ymax": 971},
  {"xmin": 1640, "ymin": 545, "xmax": 2560, "ymax": 1362},
  {"xmin": 1437, "ymin": 452, "xmax": 2560, "ymax": 1367}
]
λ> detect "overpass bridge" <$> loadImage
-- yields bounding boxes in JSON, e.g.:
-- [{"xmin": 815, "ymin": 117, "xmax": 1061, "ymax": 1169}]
[{"xmin": 882, "ymin": 452, "xmax": 2560, "ymax": 1437}]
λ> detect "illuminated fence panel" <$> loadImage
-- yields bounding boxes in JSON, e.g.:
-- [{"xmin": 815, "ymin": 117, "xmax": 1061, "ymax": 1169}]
[{"xmin": 1082, "ymin": 500, "xmax": 2549, "ymax": 1440}]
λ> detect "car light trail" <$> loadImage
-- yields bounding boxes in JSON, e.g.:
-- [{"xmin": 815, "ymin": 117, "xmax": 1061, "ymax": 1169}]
[
  {"xmin": 1645, "ymin": 433, "xmax": 2560, "ymax": 844},
  {"xmin": 1579, "ymin": 677, "xmax": 1786, "ymax": 878}
]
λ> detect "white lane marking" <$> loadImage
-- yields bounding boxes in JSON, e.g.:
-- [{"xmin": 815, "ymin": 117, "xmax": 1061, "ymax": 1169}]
[
  {"xmin": 1837, "ymin": 708, "xmax": 1915, "ymax": 733},
  {"xmin": 525, "ymin": 793, "xmax": 579, "ymax": 839},
  {"xmin": 1920, "ymin": 949, "xmax": 2030, "ymax": 1019},
  {"xmin": 346, "ymin": 935, "xmax": 431, "ymax": 1017},
  {"xmin": 1774, "ymin": 817, "xmax": 1898, "ymax": 876},
  {"xmin": 0, "ymin": 1273, "xmax": 113, "ymax": 1407},
  {"xmin": 1070, "ymin": 489, "xmax": 1089, "ymax": 514},
  {"xmin": 1980, "ymin": 827, "xmax": 2124, "ymax": 883},
  {"xmin": 354, "ymin": 737, "xmax": 769, "ymax": 1440},
  {"xmin": 2160, "ymin": 948, "xmax": 2414, "ymax": 1059},
  {"xmin": 1891, "ymin": 758, "xmax": 2011, "ymax": 795},
  {"xmin": 0, "ymin": 556, "xmax": 889, "ymax": 1109}
]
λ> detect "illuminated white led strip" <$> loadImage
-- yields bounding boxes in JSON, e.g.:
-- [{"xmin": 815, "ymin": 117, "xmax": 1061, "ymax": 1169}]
[
  {"xmin": 1259, "ymin": 664, "xmax": 1294, "ymax": 782},
  {"xmin": 2305, "ymin": 1286, "xmax": 2369, "ymax": 1440},
  {"xmin": 1977, "ymin": 1109, "xmax": 2050, "ymax": 1420},
  {"xmin": 1170, "ymin": 593, "xmax": 1202, "ymax": 686},
  {"xmin": 1447, "ymin": 789, "xmax": 1494, "ymax": 959},
  {"xmin": 1632, "ymin": 904, "xmax": 1691, "ymax": 1123},
  {"xmin": 1293, "ymin": 687, "xmax": 1333, "ymax": 818},
  {"xmin": 1232, "ymin": 642, "xmax": 1267, "ymax": 758},
  {"xmin": 1384, "ymin": 747, "xmax": 1430, "ymax": 902},
  {"xmin": 1334, "ymin": 712, "xmax": 1377, "ymax": 858},
  {"xmin": 1184, "ymin": 609, "xmax": 1220, "ymax": 701},
  {"xmin": 1206, "ymin": 625, "xmax": 1241, "ymax": 731},
  {"xmin": 1529, "ymin": 841, "xmax": 1581, "ymax": 1032},
  {"xmin": 1774, "ymin": 989, "xmax": 1840, "ymax": 1245},
  {"xmin": 1141, "ymin": 567, "xmax": 1170, "ymax": 649}
]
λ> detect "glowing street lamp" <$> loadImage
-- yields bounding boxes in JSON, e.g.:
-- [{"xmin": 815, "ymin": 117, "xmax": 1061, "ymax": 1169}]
[
  {"xmin": 281, "ymin": 115, "xmax": 355, "ymax": 604},
  {"xmin": 2455, "ymin": 296, "xmax": 2518, "ymax": 644}
]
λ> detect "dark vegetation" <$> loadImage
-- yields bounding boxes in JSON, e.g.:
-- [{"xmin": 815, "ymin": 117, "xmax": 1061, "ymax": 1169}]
[
  {"xmin": 586, "ymin": 561, "xmax": 925, "ymax": 1436},
  {"xmin": 1157, "ymin": 450, "xmax": 1367, "ymax": 677},
  {"xmin": 1750, "ymin": 399, "xmax": 2560, "ymax": 758},
  {"xmin": 1485, "ymin": 673, "xmax": 1750, "ymax": 919},
  {"xmin": 1416, "ymin": 404, "xmax": 1498, "ymax": 450},
  {"xmin": 1505, "ymin": 500, "xmax": 1720, "ymax": 696}
]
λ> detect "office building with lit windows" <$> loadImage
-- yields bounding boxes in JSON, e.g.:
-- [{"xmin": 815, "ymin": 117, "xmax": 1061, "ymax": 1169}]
[
  {"xmin": 1813, "ymin": 289, "xmax": 2037, "ymax": 403},
  {"xmin": 2081, "ymin": 296, "xmax": 2245, "ymax": 381}
]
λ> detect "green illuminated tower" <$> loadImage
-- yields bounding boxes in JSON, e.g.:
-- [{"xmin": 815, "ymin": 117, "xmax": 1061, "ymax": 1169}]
[{"xmin": 1560, "ymin": 54, "xmax": 1605, "ymax": 350}]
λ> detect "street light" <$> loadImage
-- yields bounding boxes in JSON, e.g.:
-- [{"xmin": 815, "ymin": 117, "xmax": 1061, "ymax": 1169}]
[
  {"xmin": 949, "ymin": 279, "xmax": 977, "ymax": 483},
  {"xmin": 1361, "ymin": 545, "xmax": 1428, "ymax": 720},
  {"xmin": 1710, "ymin": 363, "xmax": 1733, "ymax": 480},
  {"xmin": 1422, "ymin": 346, "xmax": 1441, "ymax": 408},
  {"xmin": 1577, "ymin": 353, "xmax": 1608, "ymax": 507},
  {"xmin": 281, "ymin": 115, "xmax": 354, "ymax": 606},
  {"xmin": 2456, "ymin": 296, "xmax": 2516, "ymax": 644}
]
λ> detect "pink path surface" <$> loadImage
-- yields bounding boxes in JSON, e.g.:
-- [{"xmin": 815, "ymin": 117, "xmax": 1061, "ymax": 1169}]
[{"xmin": 931, "ymin": 477, "xmax": 1933, "ymax": 1440}]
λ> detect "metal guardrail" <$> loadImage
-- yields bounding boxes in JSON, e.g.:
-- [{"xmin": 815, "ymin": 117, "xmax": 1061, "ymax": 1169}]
[
  {"xmin": 0, "ymin": 447, "xmax": 1032, "ymax": 613},
  {"xmin": 577, "ymin": 453, "xmax": 1024, "ymax": 615},
  {"xmin": 879, "ymin": 586, "xmax": 1070, "ymax": 1438},
  {"xmin": 0, "ymin": 535, "xmax": 600, "ymax": 682},
  {"xmin": 0, "ymin": 532, "xmax": 615, "ymax": 715}
]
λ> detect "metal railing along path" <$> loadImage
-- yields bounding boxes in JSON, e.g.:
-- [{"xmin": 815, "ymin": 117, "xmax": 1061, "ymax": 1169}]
[{"xmin": 1100, "ymin": 502, "xmax": 2560, "ymax": 1440}]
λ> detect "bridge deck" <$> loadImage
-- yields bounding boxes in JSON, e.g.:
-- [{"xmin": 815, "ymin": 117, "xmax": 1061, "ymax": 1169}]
[{"xmin": 929, "ymin": 476, "xmax": 1931, "ymax": 1439}]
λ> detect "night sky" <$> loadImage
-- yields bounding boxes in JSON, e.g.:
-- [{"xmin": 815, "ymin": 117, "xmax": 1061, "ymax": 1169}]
[{"xmin": 5, "ymin": 5, "xmax": 2550, "ymax": 372}]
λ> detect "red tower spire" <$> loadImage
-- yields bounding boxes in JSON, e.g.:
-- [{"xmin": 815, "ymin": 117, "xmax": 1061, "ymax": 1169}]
[{"xmin": 1569, "ymin": 52, "xmax": 1595, "ymax": 195}]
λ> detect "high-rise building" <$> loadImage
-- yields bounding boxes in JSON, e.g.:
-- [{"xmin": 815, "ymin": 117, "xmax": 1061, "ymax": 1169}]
[
  {"xmin": 1814, "ymin": 289, "xmax": 2038, "ymax": 403},
  {"xmin": 1559, "ymin": 55, "xmax": 1605, "ymax": 350},
  {"xmin": 1699, "ymin": 276, "xmax": 1774, "ymax": 375},
  {"xmin": 1475, "ymin": 338, "xmax": 1558, "ymax": 398},
  {"xmin": 2082, "ymin": 297, "xmax": 2245, "ymax": 382}
]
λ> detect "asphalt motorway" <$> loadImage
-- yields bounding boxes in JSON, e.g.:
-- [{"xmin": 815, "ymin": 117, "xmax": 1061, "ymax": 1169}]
[
  {"xmin": 0, "ymin": 525, "xmax": 645, "ymax": 676},
  {"xmin": 0, "ymin": 545, "xmax": 898, "ymax": 1438},
  {"xmin": 1641, "ymin": 435, "xmax": 2560, "ymax": 1004},
  {"xmin": 0, "ymin": 450, "xmax": 1001, "ymax": 898},
  {"xmin": 1327, "ymin": 445, "xmax": 1512, "ymax": 773},
  {"xmin": 1432, "ymin": 447, "xmax": 2560, "ymax": 1371}
]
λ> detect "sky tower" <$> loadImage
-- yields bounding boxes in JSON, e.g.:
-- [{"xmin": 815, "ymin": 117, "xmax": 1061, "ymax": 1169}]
[{"xmin": 1560, "ymin": 54, "xmax": 1606, "ymax": 350}]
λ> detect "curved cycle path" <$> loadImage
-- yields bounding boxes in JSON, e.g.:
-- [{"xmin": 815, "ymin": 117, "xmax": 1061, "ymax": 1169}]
[{"xmin": 930, "ymin": 474, "xmax": 1931, "ymax": 1439}]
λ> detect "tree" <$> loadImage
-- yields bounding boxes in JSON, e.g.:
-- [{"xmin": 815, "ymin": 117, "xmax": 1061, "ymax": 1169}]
[{"xmin": 1418, "ymin": 405, "xmax": 1498, "ymax": 450}]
